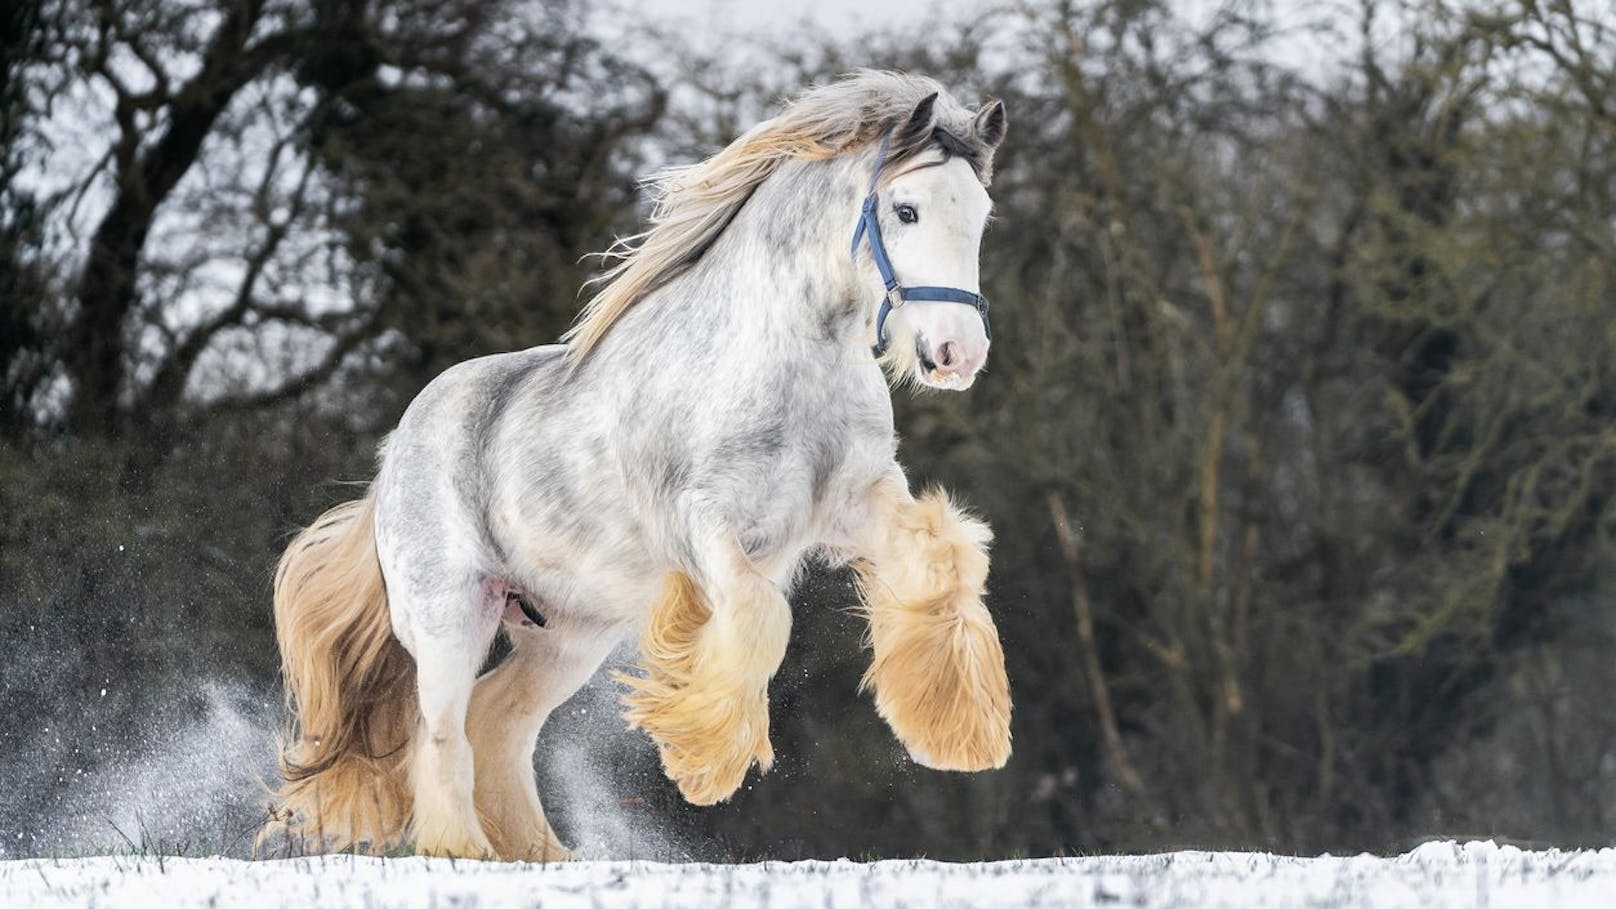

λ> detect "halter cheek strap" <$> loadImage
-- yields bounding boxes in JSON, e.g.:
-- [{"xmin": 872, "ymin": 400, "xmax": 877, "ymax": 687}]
[{"xmin": 849, "ymin": 135, "xmax": 991, "ymax": 356}]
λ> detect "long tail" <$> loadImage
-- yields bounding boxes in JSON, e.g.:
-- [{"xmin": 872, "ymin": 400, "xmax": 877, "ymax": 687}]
[{"xmin": 263, "ymin": 493, "xmax": 417, "ymax": 854}]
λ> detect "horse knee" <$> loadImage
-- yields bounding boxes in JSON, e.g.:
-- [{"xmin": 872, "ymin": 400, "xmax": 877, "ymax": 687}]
[{"xmin": 619, "ymin": 570, "xmax": 785, "ymax": 805}]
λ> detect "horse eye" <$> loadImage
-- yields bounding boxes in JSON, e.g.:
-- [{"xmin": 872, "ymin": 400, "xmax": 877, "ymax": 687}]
[{"xmin": 895, "ymin": 203, "xmax": 919, "ymax": 224}]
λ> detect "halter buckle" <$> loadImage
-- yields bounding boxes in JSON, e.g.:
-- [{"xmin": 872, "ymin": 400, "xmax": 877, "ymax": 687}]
[{"xmin": 885, "ymin": 285, "xmax": 905, "ymax": 311}]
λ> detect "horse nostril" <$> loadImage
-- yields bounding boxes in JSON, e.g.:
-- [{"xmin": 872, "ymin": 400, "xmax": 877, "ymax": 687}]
[{"xmin": 938, "ymin": 340, "xmax": 958, "ymax": 368}]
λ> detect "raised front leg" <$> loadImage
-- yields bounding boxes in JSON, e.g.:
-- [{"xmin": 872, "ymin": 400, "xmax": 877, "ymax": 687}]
[
  {"xmin": 852, "ymin": 476, "xmax": 1012, "ymax": 771},
  {"xmin": 618, "ymin": 539, "xmax": 790, "ymax": 805}
]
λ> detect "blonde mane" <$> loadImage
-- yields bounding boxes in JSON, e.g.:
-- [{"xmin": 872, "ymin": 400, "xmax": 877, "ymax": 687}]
[{"xmin": 565, "ymin": 71, "xmax": 988, "ymax": 358}]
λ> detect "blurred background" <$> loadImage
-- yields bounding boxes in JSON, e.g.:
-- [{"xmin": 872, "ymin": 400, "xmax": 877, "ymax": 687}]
[{"xmin": 5, "ymin": 0, "xmax": 1616, "ymax": 861}]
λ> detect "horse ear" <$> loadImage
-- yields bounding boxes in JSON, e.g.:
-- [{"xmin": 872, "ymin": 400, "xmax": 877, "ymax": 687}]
[
  {"xmin": 974, "ymin": 99, "xmax": 1008, "ymax": 150},
  {"xmin": 893, "ymin": 91, "xmax": 940, "ymax": 150}
]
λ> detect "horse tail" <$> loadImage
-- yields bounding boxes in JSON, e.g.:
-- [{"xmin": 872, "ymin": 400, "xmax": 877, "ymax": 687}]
[{"xmin": 264, "ymin": 493, "xmax": 416, "ymax": 854}]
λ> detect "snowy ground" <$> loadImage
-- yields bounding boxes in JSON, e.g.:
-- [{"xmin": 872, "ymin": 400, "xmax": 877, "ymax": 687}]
[{"xmin": 4, "ymin": 840, "xmax": 1615, "ymax": 908}]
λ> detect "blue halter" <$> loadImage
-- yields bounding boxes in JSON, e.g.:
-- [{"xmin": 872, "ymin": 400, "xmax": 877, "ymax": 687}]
[{"xmin": 850, "ymin": 135, "xmax": 991, "ymax": 356}]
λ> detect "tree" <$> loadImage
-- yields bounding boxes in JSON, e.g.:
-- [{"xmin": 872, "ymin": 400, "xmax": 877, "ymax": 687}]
[{"xmin": 7, "ymin": 0, "xmax": 661, "ymax": 443}]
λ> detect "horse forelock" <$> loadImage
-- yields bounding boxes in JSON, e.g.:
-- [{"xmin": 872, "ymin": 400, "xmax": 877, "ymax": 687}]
[
  {"xmin": 564, "ymin": 71, "xmax": 1001, "ymax": 359},
  {"xmin": 920, "ymin": 127, "xmax": 996, "ymax": 184}
]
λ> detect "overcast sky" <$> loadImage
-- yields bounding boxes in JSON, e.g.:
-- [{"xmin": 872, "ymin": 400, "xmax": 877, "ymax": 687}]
[
  {"xmin": 621, "ymin": 0, "xmax": 982, "ymax": 37},
  {"xmin": 615, "ymin": 0, "xmax": 1375, "ymax": 85}
]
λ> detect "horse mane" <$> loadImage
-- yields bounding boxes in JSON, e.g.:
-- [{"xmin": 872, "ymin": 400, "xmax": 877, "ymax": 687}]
[{"xmin": 565, "ymin": 71, "xmax": 997, "ymax": 358}]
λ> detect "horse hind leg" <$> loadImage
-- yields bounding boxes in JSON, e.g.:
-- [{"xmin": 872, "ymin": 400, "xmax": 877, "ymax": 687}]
[
  {"xmin": 467, "ymin": 613, "xmax": 619, "ymax": 862},
  {"xmin": 404, "ymin": 610, "xmax": 498, "ymax": 859}
]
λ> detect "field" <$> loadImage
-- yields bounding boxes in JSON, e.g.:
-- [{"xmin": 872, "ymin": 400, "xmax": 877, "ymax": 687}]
[{"xmin": 5, "ymin": 840, "xmax": 1614, "ymax": 908}]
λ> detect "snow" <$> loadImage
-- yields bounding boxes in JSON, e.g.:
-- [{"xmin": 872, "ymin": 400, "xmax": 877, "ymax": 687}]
[{"xmin": 5, "ymin": 840, "xmax": 1616, "ymax": 908}]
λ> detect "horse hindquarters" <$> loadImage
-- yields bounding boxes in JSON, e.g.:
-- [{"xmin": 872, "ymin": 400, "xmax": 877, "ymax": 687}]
[
  {"xmin": 265, "ymin": 494, "xmax": 417, "ymax": 854},
  {"xmin": 267, "ymin": 482, "xmax": 502, "ymax": 860}
]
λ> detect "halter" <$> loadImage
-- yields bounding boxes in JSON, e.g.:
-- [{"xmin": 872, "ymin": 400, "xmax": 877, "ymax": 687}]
[{"xmin": 849, "ymin": 134, "xmax": 992, "ymax": 356}]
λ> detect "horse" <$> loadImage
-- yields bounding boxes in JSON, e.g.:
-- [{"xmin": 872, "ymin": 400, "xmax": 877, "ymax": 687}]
[{"xmin": 265, "ymin": 71, "xmax": 1013, "ymax": 861}]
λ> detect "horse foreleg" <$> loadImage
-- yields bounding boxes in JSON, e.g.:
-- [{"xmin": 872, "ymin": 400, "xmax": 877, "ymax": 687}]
[
  {"xmin": 619, "ymin": 544, "xmax": 790, "ymax": 805},
  {"xmin": 853, "ymin": 480, "xmax": 1012, "ymax": 771}
]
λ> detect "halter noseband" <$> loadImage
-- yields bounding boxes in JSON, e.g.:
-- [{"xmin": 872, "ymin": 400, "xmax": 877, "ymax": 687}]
[{"xmin": 849, "ymin": 134, "xmax": 991, "ymax": 357}]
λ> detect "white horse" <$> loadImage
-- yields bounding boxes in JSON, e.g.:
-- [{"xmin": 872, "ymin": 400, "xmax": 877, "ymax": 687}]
[{"xmin": 267, "ymin": 71, "xmax": 1013, "ymax": 860}]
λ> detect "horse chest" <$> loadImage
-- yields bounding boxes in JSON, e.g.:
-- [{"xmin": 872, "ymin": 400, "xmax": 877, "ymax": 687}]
[{"xmin": 713, "ymin": 406, "xmax": 893, "ymax": 562}]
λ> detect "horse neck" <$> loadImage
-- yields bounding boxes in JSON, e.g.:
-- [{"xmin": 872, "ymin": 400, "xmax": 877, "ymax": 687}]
[{"xmin": 683, "ymin": 156, "xmax": 867, "ymax": 350}]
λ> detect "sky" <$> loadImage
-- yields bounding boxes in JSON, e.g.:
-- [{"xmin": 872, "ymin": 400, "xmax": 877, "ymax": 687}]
[
  {"xmin": 616, "ymin": 0, "xmax": 1385, "ymax": 86},
  {"xmin": 623, "ymin": 0, "xmax": 983, "ymax": 37}
]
